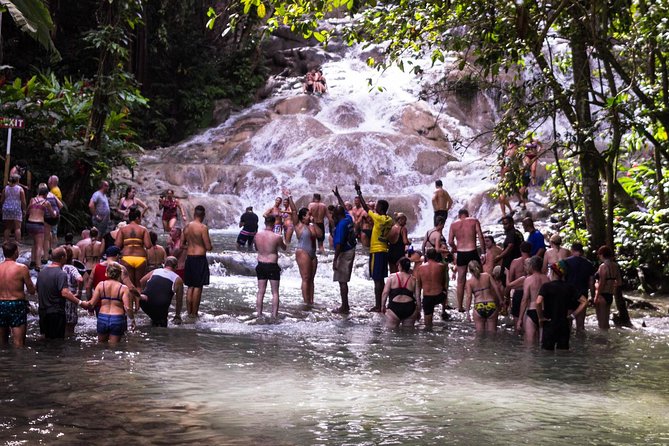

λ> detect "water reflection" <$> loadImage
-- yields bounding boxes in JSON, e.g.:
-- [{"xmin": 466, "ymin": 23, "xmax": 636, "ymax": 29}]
[{"xmin": 2, "ymin": 233, "xmax": 669, "ymax": 444}]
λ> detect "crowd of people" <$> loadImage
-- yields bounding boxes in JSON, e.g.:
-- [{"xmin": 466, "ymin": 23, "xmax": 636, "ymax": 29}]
[{"xmin": 1, "ymin": 166, "xmax": 624, "ymax": 352}]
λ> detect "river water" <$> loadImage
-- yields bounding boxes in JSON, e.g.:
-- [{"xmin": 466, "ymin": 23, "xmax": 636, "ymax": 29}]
[{"xmin": 2, "ymin": 234, "xmax": 669, "ymax": 445}]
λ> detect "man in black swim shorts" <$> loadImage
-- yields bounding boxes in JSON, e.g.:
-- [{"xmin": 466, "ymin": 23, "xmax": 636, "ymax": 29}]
[
  {"xmin": 182, "ymin": 205, "xmax": 213, "ymax": 319},
  {"xmin": 254, "ymin": 215, "xmax": 286, "ymax": 319}
]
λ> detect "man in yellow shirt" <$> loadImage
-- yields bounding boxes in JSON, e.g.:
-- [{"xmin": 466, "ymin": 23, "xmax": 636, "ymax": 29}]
[
  {"xmin": 354, "ymin": 181, "xmax": 393, "ymax": 312},
  {"xmin": 48, "ymin": 175, "xmax": 62, "ymax": 200}
]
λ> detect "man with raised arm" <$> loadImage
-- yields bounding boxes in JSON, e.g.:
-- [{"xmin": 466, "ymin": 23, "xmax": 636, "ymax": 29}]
[
  {"xmin": 432, "ymin": 179, "xmax": 453, "ymax": 225},
  {"xmin": 0, "ymin": 242, "xmax": 36, "ymax": 346},
  {"xmin": 331, "ymin": 186, "xmax": 357, "ymax": 314},
  {"xmin": 254, "ymin": 215, "xmax": 286, "ymax": 319},
  {"xmin": 448, "ymin": 209, "xmax": 485, "ymax": 312},
  {"xmin": 308, "ymin": 193, "xmax": 328, "ymax": 254},
  {"xmin": 354, "ymin": 181, "xmax": 393, "ymax": 312},
  {"xmin": 181, "ymin": 205, "xmax": 213, "ymax": 319}
]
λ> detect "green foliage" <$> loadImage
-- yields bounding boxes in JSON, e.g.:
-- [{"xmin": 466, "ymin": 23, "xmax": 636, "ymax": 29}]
[{"xmin": 0, "ymin": 0, "xmax": 61, "ymax": 62}]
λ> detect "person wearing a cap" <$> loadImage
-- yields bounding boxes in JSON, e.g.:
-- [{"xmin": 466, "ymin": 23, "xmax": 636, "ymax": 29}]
[
  {"xmin": 237, "ymin": 206, "xmax": 259, "ymax": 249},
  {"xmin": 85, "ymin": 245, "xmax": 135, "ymax": 308},
  {"xmin": 536, "ymin": 260, "xmax": 587, "ymax": 350}
]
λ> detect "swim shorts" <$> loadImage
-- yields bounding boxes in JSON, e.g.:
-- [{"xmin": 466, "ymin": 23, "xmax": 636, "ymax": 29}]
[
  {"xmin": 65, "ymin": 300, "xmax": 79, "ymax": 325},
  {"xmin": 237, "ymin": 231, "xmax": 256, "ymax": 247},
  {"xmin": 0, "ymin": 300, "xmax": 28, "ymax": 328},
  {"xmin": 184, "ymin": 255, "xmax": 210, "ymax": 288},
  {"xmin": 333, "ymin": 249, "xmax": 355, "ymax": 283},
  {"xmin": 26, "ymin": 221, "xmax": 45, "ymax": 236},
  {"xmin": 315, "ymin": 222, "xmax": 326, "ymax": 243},
  {"xmin": 97, "ymin": 313, "xmax": 127, "ymax": 337},
  {"xmin": 368, "ymin": 252, "xmax": 389, "ymax": 281},
  {"xmin": 256, "ymin": 262, "xmax": 281, "ymax": 281},
  {"xmin": 434, "ymin": 210, "xmax": 449, "ymax": 225},
  {"xmin": 422, "ymin": 293, "xmax": 445, "ymax": 316},
  {"xmin": 39, "ymin": 312, "xmax": 66, "ymax": 339},
  {"xmin": 456, "ymin": 250, "xmax": 481, "ymax": 267}
]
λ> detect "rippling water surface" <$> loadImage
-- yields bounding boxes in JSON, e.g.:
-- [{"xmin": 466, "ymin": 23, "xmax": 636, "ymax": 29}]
[{"xmin": 2, "ymin": 234, "xmax": 669, "ymax": 445}]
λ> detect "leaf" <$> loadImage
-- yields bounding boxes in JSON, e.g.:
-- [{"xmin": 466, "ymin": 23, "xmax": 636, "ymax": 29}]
[
  {"xmin": 257, "ymin": 3, "xmax": 266, "ymax": 18},
  {"xmin": 313, "ymin": 31, "xmax": 325, "ymax": 42},
  {"xmin": 0, "ymin": 0, "xmax": 61, "ymax": 62}
]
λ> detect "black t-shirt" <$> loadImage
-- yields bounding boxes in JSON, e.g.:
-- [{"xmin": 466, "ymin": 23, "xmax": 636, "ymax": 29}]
[
  {"xmin": 502, "ymin": 228, "xmax": 522, "ymax": 269},
  {"xmin": 539, "ymin": 280, "xmax": 580, "ymax": 323},
  {"xmin": 240, "ymin": 212, "xmax": 259, "ymax": 233},
  {"xmin": 565, "ymin": 255, "xmax": 595, "ymax": 296},
  {"xmin": 37, "ymin": 266, "xmax": 68, "ymax": 315}
]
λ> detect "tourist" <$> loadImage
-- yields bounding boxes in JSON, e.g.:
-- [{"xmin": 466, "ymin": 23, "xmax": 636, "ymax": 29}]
[
  {"xmin": 482, "ymin": 235, "xmax": 503, "ymax": 275},
  {"xmin": 303, "ymin": 70, "xmax": 315, "ymax": 94},
  {"xmin": 62, "ymin": 233, "xmax": 81, "ymax": 261},
  {"xmin": 62, "ymin": 246, "xmax": 84, "ymax": 337},
  {"xmin": 26, "ymin": 183, "xmax": 56, "ymax": 270},
  {"xmin": 448, "ymin": 208, "xmax": 485, "ymax": 313},
  {"xmin": 89, "ymin": 180, "xmax": 111, "ymax": 236},
  {"xmin": 506, "ymin": 241, "xmax": 532, "ymax": 328},
  {"xmin": 387, "ymin": 213, "xmax": 410, "ymax": 274},
  {"xmin": 542, "ymin": 234, "xmax": 570, "ymax": 279},
  {"xmin": 182, "ymin": 205, "xmax": 213, "ymax": 319},
  {"xmin": 44, "ymin": 177, "xmax": 63, "ymax": 252},
  {"xmin": 308, "ymin": 193, "xmax": 328, "ymax": 254},
  {"xmin": 83, "ymin": 227, "xmax": 104, "ymax": 277},
  {"xmin": 75, "ymin": 229, "xmax": 91, "ymax": 263},
  {"xmin": 87, "ymin": 262, "xmax": 134, "ymax": 343},
  {"xmin": 115, "ymin": 206, "xmax": 151, "ymax": 295},
  {"xmin": 313, "ymin": 69, "xmax": 327, "ymax": 94},
  {"xmin": 253, "ymin": 215, "xmax": 286, "ymax": 318},
  {"xmin": 282, "ymin": 199, "xmax": 294, "ymax": 243},
  {"xmin": 536, "ymin": 261, "xmax": 588, "ymax": 350},
  {"xmin": 524, "ymin": 137, "xmax": 541, "ymax": 185},
  {"xmin": 349, "ymin": 195, "xmax": 367, "ymax": 240},
  {"xmin": 355, "ymin": 181, "xmax": 393, "ymax": 312},
  {"xmin": 381, "ymin": 257, "xmax": 419, "ymax": 328},
  {"xmin": 85, "ymin": 245, "xmax": 135, "ymax": 304},
  {"xmin": 464, "ymin": 260, "xmax": 501, "ymax": 333},
  {"xmin": 1, "ymin": 174, "xmax": 26, "ymax": 243},
  {"xmin": 414, "ymin": 248, "xmax": 449, "ymax": 327},
  {"xmin": 139, "ymin": 256, "xmax": 184, "ymax": 327},
  {"xmin": 263, "ymin": 197, "xmax": 284, "ymax": 234},
  {"xmin": 564, "ymin": 242, "xmax": 596, "ymax": 331},
  {"xmin": 495, "ymin": 215, "xmax": 523, "ymax": 281},
  {"xmin": 287, "ymin": 193, "xmax": 322, "ymax": 306},
  {"xmin": 167, "ymin": 227, "xmax": 187, "ymax": 279},
  {"xmin": 517, "ymin": 256, "xmax": 549, "ymax": 343},
  {"xmin": 432, "ymin": 179, "xmax": 453, "ymax": 225},
  {"xmin": 522, "ymin": 217, "xmax": 546, "ymax": 257},
  {"xmin": 332, "ymin": 187, "xmax": 356, "ymax": 314},
  {"xmin": 594, "ymin": 245, "xmax": 623, "ymax": 330},
  {"xmin": 237, "ymin": 206, "xmax": 259, "ymax": 249},
  {"xmin": 146, "ymin": 231, "xmax": 167, "ymax": 272},
  {"xmin": 119, "ymin": 186, "xmax": 149, "ymax": 220},
  {"xmin": 36, "ymin": 247, "xmax": 89, "ymax": 340},
  {"xmin": 159, "ymin": 189, "xmax": 186, "ymax": 233},
  {"xmin": 422, "ymin": 216, "xmax": 451, "ymax": 314},
  {"xmin": 0, "ymin": 242, "xmax": 36, "ymax": 346}
]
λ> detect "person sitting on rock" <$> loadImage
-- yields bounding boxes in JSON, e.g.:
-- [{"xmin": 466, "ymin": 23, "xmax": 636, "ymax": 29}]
[
  {"xmin": 303, "ymin": 71, "xmax": 315, "ymax": 94},
  {"xmin": 314, "ymin": 70, "xmax": 327, "ymax": 95}
]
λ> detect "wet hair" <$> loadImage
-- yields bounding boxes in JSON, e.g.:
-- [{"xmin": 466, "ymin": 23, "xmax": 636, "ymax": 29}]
[
  {"xmin": 90, "ymin": 227, "xmax": 99, "ymax": 239},
  {"xmin": 64, "ymin": 233, "xmax": 74, "ymax": 244},
  {"xmin": 124, "ymin": 186, "xmax": 135, "ymax": 198},
  {"xmin": 165, "ymin": 256, "xmax": 178, "ymax": 269},
  {"xmin": 550, "ymin": 234, "xmax": 562, "ymax": 246},
  {"xmin": 38, "ymin": 183, "xmax": 49, "ymax": 196},
  {"xmin": 425, "ymin": 248, "xmax": 440, "ymax": 261},
  {"xmin": 485, "ymin": 235, "xmax": 495, "ymax": 244},
  {"xmin": 597, "ymin": 245, "xmax": 614, "ymax": 259},
  {"xmin": 52, "ymin": 247, "xmax": 67, "ymax": 262},
  {"xmin": 313, "ymin": 193, "xmax": 321, "ymax": 201},
  {"xmin": 397, "ymin": 257, "xmax": 411, "ymax": 273},
  {"xmin": 194, "ymin": 205, "xmax": 205, "ymax": 219},
  {"xmin": 520, "ymin": 241, "xmax": 532, "ymax": 254},
  {"xmin": 9, "ymin": 174, "xmax": 20, "ymax": 184},
  {"xmin": 376, "ymin": 200, "xmax": 389, "ymax": 214},
  {"xmin": 395, "ymin": 212, "xmax": 407, "ymax": 222},
  {"xmin": 435, "ymin": 180, "xmax": 443, "ymax": 187},
  {"xmin": 501, "ymin": 216, "xmax": 514, "ymax": 225},
  {"xmin": 458, "ymin": 209, "xmax": 469, "ymax": 216},
  {"xmin": 166, "ymin": 189, "xmax": 174, "ymax": 195},
  {"xmin": 128, "ymin": 206, "xmax": 141, "ymax": 222},
  {"xmin": 468, "ymin": 260, "xmax": 482, "ymax": 278},
  {"xmin": 435, "ymin": 216, "xmax": 446, "ymax": 227},
  {"xmin": 529, "ymin": 255, "xmax": 543, "ymax": 272},
  {"xmin": 571, "ymin": 242, "xmax": 584, "ymax": 253},
  {"xmin": 150, "ymin": 231, "xmax": 158, "ymax": 245},
  {"xmin": 265, "ymin": 215, "xmax": 276, "ymax": 226},
  {"xmin": 275, "ymin": 196, "xmax": 283, "ymax": 203},
  {"xmin": 2, "ymin": 241, "xmax": 18, "ymax": 258},
  {"xmin": 63, "ymin": 245, "xmax": 74, "ymax": 265},
  {"xmin": 298, "ymin": 207, "xmax": 309, "ymax": 222},
  {"xmin": 106, "ymin": 262, "xmax": 123, "ymax": 281}
]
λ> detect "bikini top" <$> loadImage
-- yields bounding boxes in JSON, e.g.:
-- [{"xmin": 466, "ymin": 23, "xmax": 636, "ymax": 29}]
[
  {"xmin": 28, "ymin": 198, "xmax": 47, "ymax": 212},
  {"xmin": 100, "ymin": 281, "xmax": 123, "ymax": 302},
  {"xmin": 389, "ymin": 273, "xmax": 414, "ymax": 301},
  {"xmin": 120, "ymin": 198, "xmax": 135, "ymax": 211},
  {"xmin": 162, "ymin": 199, "xmax": 177, "ymax": 210}
]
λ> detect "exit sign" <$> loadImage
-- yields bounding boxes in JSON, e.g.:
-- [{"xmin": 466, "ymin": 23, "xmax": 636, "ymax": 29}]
[{"xmin": 0, "ymin": 117, "xmax": 25, "ymax": 129}]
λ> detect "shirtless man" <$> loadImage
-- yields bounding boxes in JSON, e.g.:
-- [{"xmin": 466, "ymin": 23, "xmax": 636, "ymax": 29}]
[
  {"xmin": 517, "ymin": 256, "xmax": 550, "ymax": 343},
  {"xmin": 83, "ymin": 227, "xmax": 104, "ymax": 276},
  {"xmin": 308, "ymin": 193, "xmax": 328, "ymax": 254},
  {"xmin": 506, "ymin": 241, "xmax": 532, "ymax": 328},
  {"xmin": 0, "ymin": 242, "xmax": 36, "ymax": 346},
  {"xmin": 75, "ymin": 229, "xmax": 91, "ymax": 263},
  {"xmin": 542, "ymin": 234, "xmax": 570, "ymax": 279},
  {"xmin": 448, "ymin": 209, "xmax": 485, "ymax": 312},
  {"xmin": 181, "ymin": 205, "xmax": 213, "ymax": 319},
  {"xmin": 254, "ymin": 215, "xmax": 287, "ymax": 318},
  {"xmin": 482, "ymin": 236, "xmax": 503, "ymax": 275},
  {"xmin": 115, "ymin": 207, "xmax": 151, "ymax": 291},
  {"xmin": 146, "ymin": 231, "xmax": 167, "ymax": 271},
  {"xmin": 414, "ymin": 248, "xmax": 449, "ymax": 327},
  {"xmin": 349, "ymin": 196, "xmax": 367, "ymax": 241},
  {"xmin": 432, "ymin": 179, "xmax": 453, "ymax": 225}
]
